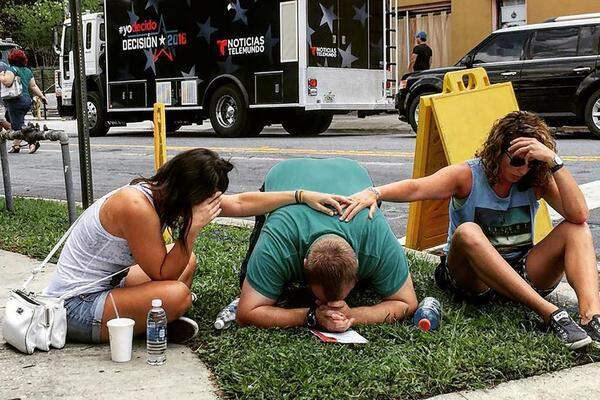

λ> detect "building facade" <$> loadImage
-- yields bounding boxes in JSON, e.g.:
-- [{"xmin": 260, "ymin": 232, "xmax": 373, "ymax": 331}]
[{"xmin": 395, "ymin": 0, "xmax": 600, "ymax": 77}]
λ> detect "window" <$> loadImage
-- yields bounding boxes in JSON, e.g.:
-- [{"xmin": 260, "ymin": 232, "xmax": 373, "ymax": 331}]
[
  {"xmin": 530, "ymin": 27, "xmax": 579, "ymax": 59},
  {"xmin": 473, "ymin": 31, "xmax": 528, "ymax": 63},
  {"xmin": 280, "ymin": 1, "xmax": 298, "ymax": 62},
  {"xmin": 64, "ymin": 26, "xmax": 73, "ymax": 54},
  {"xmin": 99, "ymin": 23, "xmax": 105, "ymax": 42},
  {"xmin": 578, "ymin": 26, "xmax": 599, "ymax": 56},
  {"xmin": 85, "ymin": 22, "xmax": 92, "ymax": 50}
]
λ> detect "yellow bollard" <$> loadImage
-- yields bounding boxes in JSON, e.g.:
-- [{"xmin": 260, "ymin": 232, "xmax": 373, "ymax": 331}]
[
  {"xmin": 153, "ymin": 103, "xmax": 173, "ymax": 244},
  {"xmin": 153, "ymin": 103, "xmax": 168, "ymax": 171}
]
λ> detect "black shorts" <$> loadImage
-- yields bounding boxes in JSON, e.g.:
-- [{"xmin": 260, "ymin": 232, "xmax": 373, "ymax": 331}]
[{"xmin": 435, "ymin": 251, "xmax": 559, "ymax": 302}]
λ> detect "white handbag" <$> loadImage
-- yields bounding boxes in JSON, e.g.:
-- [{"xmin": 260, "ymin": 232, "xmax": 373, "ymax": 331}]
[
  {"xmin": 1, "ymin": 69, "xmax": 23, "ymax": 100},
  {"xmin": 2, "ymin": 217, "xmax": 131, "ymax": 354}
]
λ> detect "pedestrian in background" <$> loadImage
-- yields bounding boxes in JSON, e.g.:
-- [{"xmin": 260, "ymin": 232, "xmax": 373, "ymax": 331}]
[
  {"xmin": 0, "ymin": 53, "xmax": 11, "ymax": 132},
  {"xmin": 0, "ymin": 49, "xmax": 47, "ymax": 153},
  {"xmin": 409, "ymin": 31, "xmax": 432, "ymax": 72}
]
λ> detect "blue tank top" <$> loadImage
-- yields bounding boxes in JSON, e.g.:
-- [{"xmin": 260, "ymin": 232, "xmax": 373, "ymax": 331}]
[{"xmin": 445, "ymin": 158, "xmax": 539, "ymax": 261}]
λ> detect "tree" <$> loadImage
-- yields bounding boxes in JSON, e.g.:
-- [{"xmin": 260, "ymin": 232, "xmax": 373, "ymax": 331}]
[{"xmin": 1, "ymin": 0, "xmax": 102, "ymax": 66}]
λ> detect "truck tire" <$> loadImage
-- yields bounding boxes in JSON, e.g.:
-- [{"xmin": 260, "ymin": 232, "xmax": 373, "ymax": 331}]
[
  {"xmin": 209, "ymin": 84, "xmax": 254, "ymax": 137},
  {"xmin": 584, "ymin": 88, "xmax": 600, "ymax": 139},
  {"xmin": 87, "ymin": 91, "xmax": 109, "ymax": 137},
  {"xmin": 282, "ymin": 112, "xmax": 332, "ymax": 136},
  {"xmin": 407, "ymin": 91, "xmax": 435, "ymax": 133}
]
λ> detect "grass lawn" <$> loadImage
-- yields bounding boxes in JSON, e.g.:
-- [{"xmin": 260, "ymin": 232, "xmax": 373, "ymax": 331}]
[{"xmin": 2, "ymin": 197, "xmax": 599, "ymax": 399}]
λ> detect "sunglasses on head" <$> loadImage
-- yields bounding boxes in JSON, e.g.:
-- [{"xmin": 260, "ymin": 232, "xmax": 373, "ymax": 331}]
[{"xmin": 504, "ymin": 151, "xmax": 538, "ymax": 168}]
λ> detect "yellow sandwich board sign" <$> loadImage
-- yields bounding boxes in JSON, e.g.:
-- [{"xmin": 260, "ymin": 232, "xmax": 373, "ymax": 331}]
[{"xmin": 406, "ymin": 68, "xmax": 553, "ymax": 250}]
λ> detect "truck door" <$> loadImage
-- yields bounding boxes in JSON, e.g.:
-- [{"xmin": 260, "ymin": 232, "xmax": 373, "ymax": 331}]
[
  {"xmin": 307, "ymin": 0, "xmax": 340, "ymax": 67},
  {"xmin": 338, "ymin": 0, "xmax": 368, "ymax": 69},
  {"xmin": 84, "ymin": 21, "xmax": 95, "ymax": 75}
]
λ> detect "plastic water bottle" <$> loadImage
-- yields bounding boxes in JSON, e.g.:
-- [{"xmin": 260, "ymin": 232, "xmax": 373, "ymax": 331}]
[
  {"xmin": 214, "ymin": 298, "xmax": 239, "ymax": 330},
  {"xmin": 413, "ymin": 297, "xmax": 442, "ymax": 332},
  {"xmin": 147, "ymin": 298, "xmax": 167, "ymax": 365}
]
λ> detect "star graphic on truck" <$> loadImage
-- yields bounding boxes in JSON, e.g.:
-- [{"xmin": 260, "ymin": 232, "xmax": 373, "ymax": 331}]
[
  {"xmin": 307, "ymin": 26, "xmax": 315, "ymax": 47},
  {"xmin": 353, "ymin": 4, "xmax": 368, "ymax": 27},
  {"xmin": 128, "ymin": 4, "xmax": 139, "ymax": 25},
  {"xmin": 319, "ymin": 3, "xmax": 337, "ymax": 33},
  {"xmin": 231, "ymin": 0, "xmax": 248, "ymax": 25},
  {"xmin": 339, "ymin": 43, "xmax": 359, "ymax": 68},
  {"xmin": 154, "ymin": 15, "xmax": 178, "ymax": 61},
  {"xmin": 145, "ymin": 0, "xmax": 160, "ymax": 13},
  {"xmin": 197, "ymin": 17, "xmax": 218, "ymax": 43}
]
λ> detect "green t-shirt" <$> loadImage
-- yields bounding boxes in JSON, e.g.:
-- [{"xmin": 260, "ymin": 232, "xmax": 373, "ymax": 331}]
[
  {"xmin": 246, "ymin": 157, "xmax": 409, "ymax": 300},
  {"xmin": 8, "ymin": 66, "xmax": 33, "ymax": 99}
]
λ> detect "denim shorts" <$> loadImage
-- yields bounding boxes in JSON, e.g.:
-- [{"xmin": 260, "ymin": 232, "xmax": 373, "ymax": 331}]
[
  {"xmin": 435, "ymin": 250, "xmax": 559, "ymax": 302},
  {"xmin": 64, "ymin": 290, "xmax": 109, "ymax": 343}
]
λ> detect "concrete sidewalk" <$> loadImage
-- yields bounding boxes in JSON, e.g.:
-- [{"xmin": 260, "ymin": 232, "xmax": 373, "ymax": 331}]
[
  {"xmin": 429, "ymin": 362, "xmax": 600, "ymax": 400},
  {"xmin": 0, "ymin": 250, "xmax": 218, "ymax": 400}
]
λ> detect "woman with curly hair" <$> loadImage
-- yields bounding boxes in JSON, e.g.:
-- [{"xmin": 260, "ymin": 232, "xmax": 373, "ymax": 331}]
[{"xmin": 342, "ymin": 111, "xmax": 600, "ymax": 349}]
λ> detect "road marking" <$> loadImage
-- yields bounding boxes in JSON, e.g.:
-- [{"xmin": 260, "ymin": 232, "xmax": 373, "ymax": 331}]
[
  {"xmin": 41, "ymin": 142, "xmax": 600, "ymax": 162},
  {"xmin": 549, "ymin": 179, "xmax": 600, "ymax": 220}
]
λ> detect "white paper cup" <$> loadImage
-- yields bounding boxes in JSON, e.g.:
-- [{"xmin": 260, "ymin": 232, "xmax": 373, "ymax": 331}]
[{"xmin": 107, "ymin": 318, "xmax": 135, "ymax": 363}]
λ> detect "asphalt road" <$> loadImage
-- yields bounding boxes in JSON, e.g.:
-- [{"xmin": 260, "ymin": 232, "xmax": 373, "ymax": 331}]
[{"xmin": 3, "ymin": 114, "xmax": 600, "ymax": 257}]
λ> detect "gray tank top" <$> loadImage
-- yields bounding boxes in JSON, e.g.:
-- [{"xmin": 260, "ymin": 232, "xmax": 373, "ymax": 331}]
[
  {"xmin": 445, "ymin": 158, "xmax": 539, "ymax": 262},
  {"xmin": 43, "ymin": 183, "xmax": 155, "ymax": 299}
]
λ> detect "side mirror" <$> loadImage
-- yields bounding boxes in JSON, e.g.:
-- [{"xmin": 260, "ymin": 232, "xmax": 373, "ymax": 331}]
[
  {"xmin": 464, "ymin": 53, "xmax": 474, "ymax": 68},
  {"xmin": 52, "ymin": 26, "xmax": 62, "ymax": 55}
]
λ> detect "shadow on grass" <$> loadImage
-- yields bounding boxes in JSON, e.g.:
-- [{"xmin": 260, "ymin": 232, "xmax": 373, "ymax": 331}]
[{"xmin": 1, "ymin": 198, "xmax": 598, "ymax": 399}]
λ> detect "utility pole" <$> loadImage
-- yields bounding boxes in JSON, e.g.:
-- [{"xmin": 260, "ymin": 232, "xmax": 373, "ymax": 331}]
[{"xmin": 68, "ymin": 0, "xmax": 94, "ymax": 208}]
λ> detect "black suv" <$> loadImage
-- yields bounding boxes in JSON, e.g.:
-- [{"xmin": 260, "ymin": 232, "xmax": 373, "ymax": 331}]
[{"xmin": 396, "ymin": 16, "xmax": 600, "ymax": 138}]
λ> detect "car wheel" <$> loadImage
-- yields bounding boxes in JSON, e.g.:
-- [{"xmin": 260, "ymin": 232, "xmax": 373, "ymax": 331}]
[
  {"xmin": 87, "ymin": 92, "xmax": 109, "ymax": 137},
  {"xmin": 209, "ymin": 84, "xmax": 254, "ymax": 137},
  {"xmin": 584, "ymin": 88, "xmax": 600, "ymax": 139},
  {"xmin": 407, "ymin": 92, "xmax": 435, "ymax": 133}
]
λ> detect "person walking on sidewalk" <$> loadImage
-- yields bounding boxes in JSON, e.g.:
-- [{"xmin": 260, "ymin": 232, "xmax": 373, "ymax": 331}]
[
  {"xmin": 0, "ymin": 49, "xmax": 47, "ymax": 153},
  {"xmin": 0, "ymin": 53, "xmax": 11, "ymax": 132},
  {"xmin": 43, "ymin": 148, "xmax": 350, "ymax": 344},
  {"xmin": 342, "ymin": 111, "xmax": 600, "ymax": 350},
  {"xmin": 409, "ymin": 31, "xmax": 432, "ymax": 72}
]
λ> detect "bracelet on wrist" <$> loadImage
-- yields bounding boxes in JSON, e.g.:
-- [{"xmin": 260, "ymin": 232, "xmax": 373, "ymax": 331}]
[
  {"xmin": 367, "ymin": 186, "xmax": 381, "ymax": 200},
  {"xmin": 295, "ymin": 190, "xmax": 304, "ymax": 204}
]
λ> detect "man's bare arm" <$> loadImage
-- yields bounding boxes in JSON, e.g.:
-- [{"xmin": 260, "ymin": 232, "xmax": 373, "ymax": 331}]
[
  {"xmin": 322, "ymin": 275, "xmax": 418, "ymax": 325},
  {"xmin": 236, "ymin": 279, "xmax": 308, "ymax": 328}
]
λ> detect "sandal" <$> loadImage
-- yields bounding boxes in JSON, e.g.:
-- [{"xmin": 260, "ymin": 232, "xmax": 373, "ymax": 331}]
[
  {"xmin": 28, "ymin": 142, "xmax": 40, "ymax": 154},
  {"xmin": 8, "ymin": 145, "xmax": 20, "ymax": 153}
]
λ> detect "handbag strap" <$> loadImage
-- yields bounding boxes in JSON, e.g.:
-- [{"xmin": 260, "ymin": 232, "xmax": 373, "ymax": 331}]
[
  {"xmin": 57, "ymin": 265, "xmax": 132, "ymax": 301},
  {"xmin": 21, "ymin": 211, "xmax": 136, "ymax": 300},
  {"xmin": 21, "ymin": 213, "xmax": 84, "ymax": 290}
]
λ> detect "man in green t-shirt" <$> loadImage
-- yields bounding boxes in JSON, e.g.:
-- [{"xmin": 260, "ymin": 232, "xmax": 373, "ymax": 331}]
[{"xmin": 236, "ymin": 158, "xmax": 418, "ymax": 332}]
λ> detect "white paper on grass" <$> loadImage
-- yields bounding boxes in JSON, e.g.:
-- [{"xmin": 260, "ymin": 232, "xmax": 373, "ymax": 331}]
[{"xmin": 310, "ymin": 329, "xmax": 368, "ymax": 344}]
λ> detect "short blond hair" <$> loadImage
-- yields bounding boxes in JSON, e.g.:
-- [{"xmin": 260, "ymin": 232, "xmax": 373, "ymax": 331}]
[{"xmin": 305, "ymin": 235, "xmax": 358, "ymax": 301}]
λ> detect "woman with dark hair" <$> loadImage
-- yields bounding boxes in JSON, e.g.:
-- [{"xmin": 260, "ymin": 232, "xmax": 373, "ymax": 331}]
[
  {"xmin": 0, "ymin": 48, "xmax": 47, "ymax": 153},
  {"xmin": 342, "ymin": 111, "xmax": 600, "ymax": 349},
  {"xmin": 43, "ymin": 148, "xmax": 350, "ymax": 344}
]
